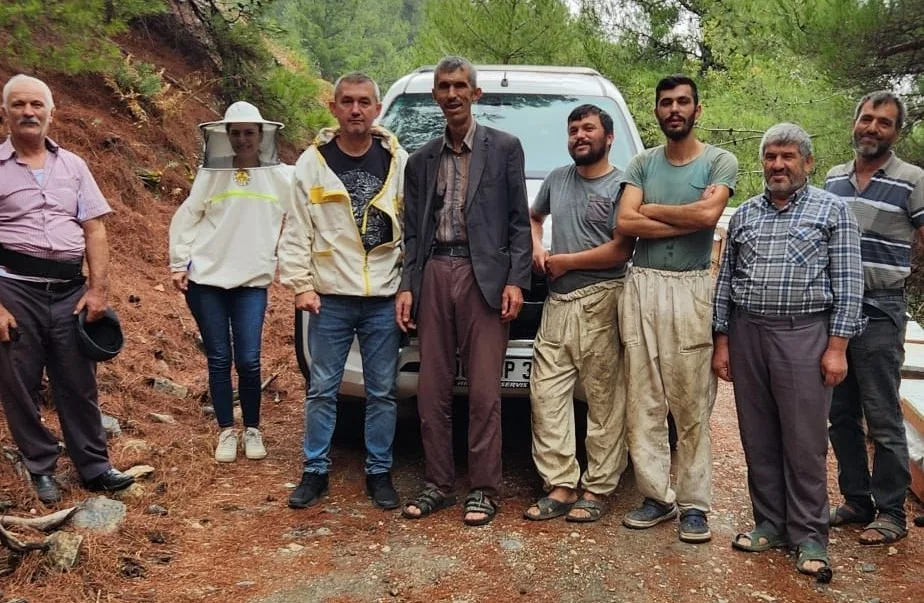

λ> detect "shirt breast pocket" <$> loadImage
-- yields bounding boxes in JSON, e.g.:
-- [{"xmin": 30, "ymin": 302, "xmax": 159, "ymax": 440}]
[
  {"xmin": 584, "ymin": 196, "xmax": 613, "ymax": 224},
  {"xmin": 786, "ymin": 225, "xmax": 826, "ymax": 266},
  {"xmin": 732, "ymin": 225, "xmax": 761, "ymax": 264},
  {"xmin": 47, "ymin": 175, "xmax": 80, "ymax": 213}
]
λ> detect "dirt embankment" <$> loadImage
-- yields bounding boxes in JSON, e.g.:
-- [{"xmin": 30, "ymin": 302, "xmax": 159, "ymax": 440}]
[{"xmin": 0, "ymin": 23, "xmax": 308, "ymax": 601}]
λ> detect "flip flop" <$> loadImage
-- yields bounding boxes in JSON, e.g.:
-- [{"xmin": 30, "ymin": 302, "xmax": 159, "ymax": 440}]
[
  {"xmin": 858, "ymin": 518, "xmax": 907, "ymax": 546},
  {"xmin": 523, "ymin": 496, "xmax": 574, "ymax": 521},
  {"xmin": 565, "ymin": 497, "xmax": 604, "ymax": 523}
]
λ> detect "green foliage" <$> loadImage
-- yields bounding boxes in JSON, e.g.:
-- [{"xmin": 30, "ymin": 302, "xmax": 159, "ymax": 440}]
[
  {"xmin": 579, "ymin": 1, "xmax": 865, "ymax": 201},
  {"xmin": 0, "ymin": 0, "xmax": 166, "ymax": 74},
  {"xmin": 263, "ymin": 0, "xmax": 420, "ymax": 87},
  {"xmin": 112, "ymin": 56, "xmax": 164, "ymax": 100},
  {"xmin": 258, "ymin": 66, "xmax": 333, "ymax": 139},
  {"xmin": 205, "ymin": 9, "xmax": 333, "ymax": 142},
  {"xmin": 413, "ymin": 0, "xmax": 580, "ymax": 66}
]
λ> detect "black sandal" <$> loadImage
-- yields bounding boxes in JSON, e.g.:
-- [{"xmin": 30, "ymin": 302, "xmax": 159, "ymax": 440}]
[
  {"xmin": 401, "ymin": 486, "xmax": 456, "ymax": 519},
  {"xmin": 463, "ymin": 489, "xmax": 497, "ymax": 526}
]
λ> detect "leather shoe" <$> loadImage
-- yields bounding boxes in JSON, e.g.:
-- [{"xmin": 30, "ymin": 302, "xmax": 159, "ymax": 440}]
[
  {"xmin": 30, "ymin": 473, "xmax": 62, "ymax": 504},
  {"xmin": 366, "ymin": 472, "xmax": 400, "ymax": 510},
  {"xmin": 83, "ymin": 468, "xmax": 135, "ymax": 492}
]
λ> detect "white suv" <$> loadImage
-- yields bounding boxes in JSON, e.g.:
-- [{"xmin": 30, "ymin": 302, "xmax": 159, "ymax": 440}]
[{"xmin": 295, "ymin": 65, "xmax": 644, "ymax": 400}]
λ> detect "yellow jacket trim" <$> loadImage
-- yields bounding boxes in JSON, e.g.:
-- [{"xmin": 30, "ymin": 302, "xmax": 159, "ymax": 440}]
[
  {"xmin": 277, "ymin": 126, "xmax": 408, "ymax": 297},
  {"xmin": 208, "ymin": 190, "xmax": 279, "ymax": 204}
]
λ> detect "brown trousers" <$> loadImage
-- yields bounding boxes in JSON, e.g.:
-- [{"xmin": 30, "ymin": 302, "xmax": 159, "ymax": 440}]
[{"xmin": 416, "ymin": 257, "xmax": 508, "ymax": 495}]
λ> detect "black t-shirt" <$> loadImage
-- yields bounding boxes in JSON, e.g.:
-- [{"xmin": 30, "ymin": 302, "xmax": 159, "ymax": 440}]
[{"xmin": 319, "ymin": 139, "xmax": 393, "ymax": 251}]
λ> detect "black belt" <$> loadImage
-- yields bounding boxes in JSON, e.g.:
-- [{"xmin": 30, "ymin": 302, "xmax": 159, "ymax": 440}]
[
  {"xmin": 432, "ymin": 244, "xmax": 470, "ymax": 258},
  {"xmin": 0, "ymin": 244, "xmax": 84, "ymax": 280},
  {"xmin": 17, "ymin": 275, "xmax": 86, "ymax": 292}
]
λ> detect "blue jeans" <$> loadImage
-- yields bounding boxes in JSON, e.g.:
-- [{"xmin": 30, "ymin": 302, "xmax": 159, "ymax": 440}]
[
  {"xmin": 830, "ymin": 295, "xmax": 910, "ymax": 524},
  {"xmin": 303, "ymin": 295, "xmax": 399, "ymax": 475},
  {"xmin": 186, "ymin": 282, "xmax": 267, "ymax": 429}
]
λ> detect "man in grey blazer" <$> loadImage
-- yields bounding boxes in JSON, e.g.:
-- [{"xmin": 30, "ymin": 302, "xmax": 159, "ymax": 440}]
[{"xmin": 396, "ymin": 56, "xmax": 532, "ymax": 526}]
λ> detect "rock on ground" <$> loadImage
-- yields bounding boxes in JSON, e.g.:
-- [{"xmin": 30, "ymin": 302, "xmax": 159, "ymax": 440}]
[
  {"xmin": 44, "ymin": 531, "xmax": 83, "ymax": 571},
  {"xmin": 72, "ymin": 497, "xmax": 126, "ymax": 534}
]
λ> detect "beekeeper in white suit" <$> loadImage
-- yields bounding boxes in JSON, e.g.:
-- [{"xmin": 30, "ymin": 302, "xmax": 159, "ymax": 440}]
[{"xmin": 168, "ymin": 101, "xmax": 292, "ymax": 463}]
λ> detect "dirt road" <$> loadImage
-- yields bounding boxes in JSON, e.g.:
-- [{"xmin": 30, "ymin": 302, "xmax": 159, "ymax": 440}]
[
  {"xmin": 184, "ymin": 383, "xmax": 923, "ymax": 603},
  {"xmin": 2, "ymin": 378, "xmax": 921, "ymax": 603}
]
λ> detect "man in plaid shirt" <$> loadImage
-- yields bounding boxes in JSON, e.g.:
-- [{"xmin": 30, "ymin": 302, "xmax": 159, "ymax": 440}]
[{"xmin": 712, "ymin": 123, "xmax": 865, "ymax": 577}]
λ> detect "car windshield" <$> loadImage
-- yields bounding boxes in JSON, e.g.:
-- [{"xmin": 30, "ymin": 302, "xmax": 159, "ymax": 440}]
[{"xmin": 380, "ymin": 93, "xmax": 638, "ymax": 177}]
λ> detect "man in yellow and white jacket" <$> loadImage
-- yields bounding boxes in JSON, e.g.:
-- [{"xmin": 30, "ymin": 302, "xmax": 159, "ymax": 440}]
[{"xmin": 279, "ymin": 72, "xmax": 408, "ymax": 511}]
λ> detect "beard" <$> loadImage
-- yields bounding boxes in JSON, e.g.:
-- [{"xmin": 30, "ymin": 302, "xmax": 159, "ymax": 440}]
[
  {"xmin": 569, "ymin": 141, "xmax": 608, "ymax": 166},
  {"xmin": 658, "ymin": 113, "xmax": 696, "ymax": 141},
  {"xmin": 765, "ymin": 170, "xmax": 806, "ymax": 198},
  {"xmin": 852, "ymin": 132, "xmax": 892, "ymax": 159}
]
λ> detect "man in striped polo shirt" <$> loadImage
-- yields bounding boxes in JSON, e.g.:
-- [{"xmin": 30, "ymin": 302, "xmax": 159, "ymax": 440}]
[{"xmin": 825, "ymin": 91, "xmax": 924, "ymax": 545}]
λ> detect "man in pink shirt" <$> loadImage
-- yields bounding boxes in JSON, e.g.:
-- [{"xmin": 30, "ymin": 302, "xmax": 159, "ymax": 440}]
[{"xmin": 0, "ymin": 74, "xmax": 134, "ymax": 504}]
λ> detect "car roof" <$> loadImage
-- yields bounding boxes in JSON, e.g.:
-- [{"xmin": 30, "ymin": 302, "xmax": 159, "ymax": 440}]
[
  {"xmin": 379, "ymin": 64, "xmax": 645, "ymax": 157},
  {"xmin": 388, "ymin": 65, "xmax": 616, "ymax": 97}
]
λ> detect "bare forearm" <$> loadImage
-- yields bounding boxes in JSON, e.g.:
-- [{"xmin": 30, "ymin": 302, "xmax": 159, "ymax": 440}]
[
  {"xmin": 641, "ymin": 202, "xmax": 722, "ymax": 229},
  {"xmin": 558, "ymin": 240, "xmax": 631, "ymax": 271},
  {"xmin": 618, "ymin": 212, "xmax": 697, "ymax": 238},
  {"xmin": 84, "ymin": 225, "xmax": 110, "ymax": 292},
  {"xmin": 530, "ymin": 217, "xmax": 545, "ymax": 251}
]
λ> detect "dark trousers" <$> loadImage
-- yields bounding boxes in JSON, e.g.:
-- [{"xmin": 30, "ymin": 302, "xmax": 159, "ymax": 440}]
[
  {"xmin": 729, "ymin": 309, "xmax": 831, "ymax": 547},
  {"xmin": 0, "ymin": 277, "xmax": 110, "ymax": 480},
  {"xmin": 185, "ymin": 282, "xmax": 267, "ymax": 429},
  {"xmin": 830, "ymin": 296, "xmax": 910, "ymax": 524},
  {"xmin": 416, "ymin": 257, "xmax": 508, "ymax": 495}
]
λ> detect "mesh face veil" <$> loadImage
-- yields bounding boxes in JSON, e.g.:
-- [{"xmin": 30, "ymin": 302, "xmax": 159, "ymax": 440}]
[{"xmin": 198, "ymin": 101, "xmax": 284, "ymax": 168}]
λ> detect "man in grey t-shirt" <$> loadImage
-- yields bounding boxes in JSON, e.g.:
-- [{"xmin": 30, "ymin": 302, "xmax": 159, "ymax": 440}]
[{"xmin": 523, "ymin": 105, "xmax": 635, "ymax": 523}]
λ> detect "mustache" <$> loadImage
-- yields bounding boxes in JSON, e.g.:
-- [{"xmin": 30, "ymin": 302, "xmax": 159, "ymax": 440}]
[{"xmin": 18, "ymin": 118, "xmax": 40, "ymax": 125}]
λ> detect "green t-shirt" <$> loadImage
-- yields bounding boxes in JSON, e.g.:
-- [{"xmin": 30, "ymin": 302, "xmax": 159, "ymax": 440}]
[{"xmin": 623, "ymin": 144, "xmax": 738, "ymax": 271}]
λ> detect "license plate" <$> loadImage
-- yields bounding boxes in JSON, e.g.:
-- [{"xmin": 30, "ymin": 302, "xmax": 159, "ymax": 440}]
[{"xmin": 455, "ymin": 358, "xmax": 532, "ymax": 390}]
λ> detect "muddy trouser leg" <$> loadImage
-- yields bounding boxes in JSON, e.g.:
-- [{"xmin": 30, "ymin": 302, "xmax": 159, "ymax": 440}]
[
  {"xmin": 529, "ymin": 295, "xmax": 580, "ymax": 490},
  {"xmin": 660, "ymin": 270, "xmax": 716, "ymax": 513},
  {"xmin": 620, "ymin": 269, "xmax": 675, "ymax": 507},
  {"xmin": 576, "ymin": 282, "xmax": 627, "ymax": 495}
]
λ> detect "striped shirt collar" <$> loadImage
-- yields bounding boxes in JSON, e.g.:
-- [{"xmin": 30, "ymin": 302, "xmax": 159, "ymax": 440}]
[
  {"xmin": 843, "ymin": 151, "xmax": 897, "ymax": 178},
  {"xmin": 0, "ymin": 137, "xmax": 59, "ymax": 162}
]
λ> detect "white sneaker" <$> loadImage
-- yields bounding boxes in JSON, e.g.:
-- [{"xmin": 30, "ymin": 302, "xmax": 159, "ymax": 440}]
[
  {"xmin": 214, "ymin": 428, "xmax": 238, "ymax": 463},
  {"xmin": 243, "ymin": 427, "xmax": 267, "ymax": 460}
]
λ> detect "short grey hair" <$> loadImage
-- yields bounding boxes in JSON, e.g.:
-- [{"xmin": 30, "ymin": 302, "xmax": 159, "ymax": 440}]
[
  {"xmin": 855, "ymin": 90, "xmax": 906, "ymax": 131},
  {"xmin": 759, "ymin": 123, "xmax": 813, "ymax": 160},
  {"xmin": 333, "ymin": 72, "xmax": 381, "ymax": 102},
  {"xmin": 2, "ymin": 74, "xmax": 55, "ymax": 110},
  {"xmin": 434, "ymin": 56, "xmax": 477, "ymax": 88}
]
